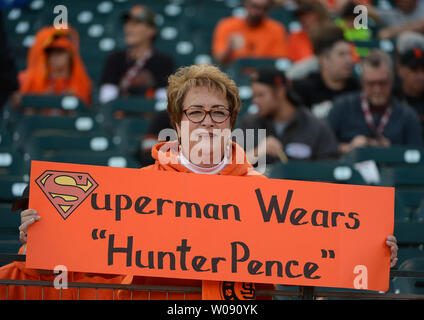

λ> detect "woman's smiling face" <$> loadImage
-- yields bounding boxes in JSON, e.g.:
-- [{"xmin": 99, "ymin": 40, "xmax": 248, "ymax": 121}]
[{"xmin": 176, "ymin": 86, "xmax": 232, "ymax": 167}]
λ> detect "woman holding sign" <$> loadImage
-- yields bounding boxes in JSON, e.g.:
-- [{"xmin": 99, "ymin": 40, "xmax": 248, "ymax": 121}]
[{"xmin": 16, "ymin": 64, "xmax": 398, "ymax": 300}]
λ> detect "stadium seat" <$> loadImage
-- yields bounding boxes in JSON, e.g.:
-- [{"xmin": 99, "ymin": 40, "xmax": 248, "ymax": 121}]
[
  {"xmin": 394, "ymin": 221, "xmax": 424, "ymax": 245},
  {"xmin": 394, "ymin": 197, "xmax": 411, "ymax": 222},
  {"xmin": 392, "ymin": 257, "xmax": 424, "ymax": 295},
  {"xmin": 27, "ymin": 133, "xmax": 119, "ymax": 161},
  {"xmin": 0, "ymin": 203, "xmax": 20, "ymax": 241},
  {"xmin": 380, "ymin": 166, "xmax": 424, "ymax": 187},
  {"xmin": 396, "ymin": 245, "xmax": 424, "ymax": 266},
  {"xmin": 396, "ymin": 189, "xmax": 424, "ymax": 214},
  {"xmin": 19, "ymin": 94, "xmax": 88, "ymax": 113},
  {"xmin": 12, "ymin": 114, "xmax": 105, "ymax": 150},
  {"xmin": 267, "ymin": 161, "xmax": 367, "ymax": 185},
  {"xmin": 43, "ymin": 151, "xmax": 140, "ymax": 169},
  {"xmin": 100, "ymin": 96, "xmax": 159, "ymax": 131},
  {"xmin": 0, "ymin": 176, "xmax": 27, "ymax": 202},
  {"xmin": 114, "ymin": 118, "xmax": 149, "ymax": 156},
  {"xmin": 343, "ymin": 146, "xmax": 424, "ymax": 168},
  {"xmin": 414, "ymin": 202, "xmax": 424, "ymax": 223},
  {"xmin": 0, "ymin": 149, "xmax": 27, "ymax": 177}
]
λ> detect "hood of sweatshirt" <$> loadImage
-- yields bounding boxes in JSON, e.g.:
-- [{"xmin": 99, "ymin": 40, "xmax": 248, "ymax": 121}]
[{"xmin": 147, "ymin": 140, "xmax": 262, "ymax": 177}]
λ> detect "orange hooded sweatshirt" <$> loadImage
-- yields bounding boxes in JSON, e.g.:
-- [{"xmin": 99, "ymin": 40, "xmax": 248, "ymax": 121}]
[
  {"xmin": 19, "ymin": 26, "xmax": 92, "ymax": 106},
  {"xmin": 117, "ymin": 141, "xmax": 273, "ymax": 300},
  {"xmin": 0, "ymin": 247, "xmax": 124, "ymax": 300}
]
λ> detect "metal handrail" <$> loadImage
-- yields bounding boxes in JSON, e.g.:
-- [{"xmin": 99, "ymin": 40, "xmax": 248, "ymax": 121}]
[{"xmin": 1, "ymin": 253, "xmax": 424, "ymax": 300}]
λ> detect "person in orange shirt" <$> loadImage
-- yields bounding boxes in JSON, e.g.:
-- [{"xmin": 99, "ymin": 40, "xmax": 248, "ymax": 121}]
[
  {"xmin": 18, "ymin": 26, "xmax": 92, "ymax": 106},
  {"xmin": 212, "ymin": 0, "xmax": 288, "ymax": 66},
  {"xmin": 287, "ymin": 0, "xmax": 330, "ymax": 63}
]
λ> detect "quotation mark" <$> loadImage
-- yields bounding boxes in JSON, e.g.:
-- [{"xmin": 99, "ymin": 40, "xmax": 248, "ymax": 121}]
[
  {"xmin": 321, "ymin": 249, "xmax": 335, "ymax": 259},
  {"xmin": 92, "ymin": 228, "xmax": 106, "ymax": 240}
]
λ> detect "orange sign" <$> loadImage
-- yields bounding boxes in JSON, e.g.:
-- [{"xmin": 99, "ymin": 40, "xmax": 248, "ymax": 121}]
[{"xmin": 27, "ymin": 160, "xmax": 394, "ymax": 291}]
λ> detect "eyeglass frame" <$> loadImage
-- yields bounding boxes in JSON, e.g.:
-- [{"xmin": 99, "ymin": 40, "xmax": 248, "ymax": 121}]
[{"xmin": 182, "ymin": 105, "xmax": 232, "ymax": 123}]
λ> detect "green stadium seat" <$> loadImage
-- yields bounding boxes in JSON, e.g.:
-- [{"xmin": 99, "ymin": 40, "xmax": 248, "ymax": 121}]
[
  {"xmin": 0, "ymin": 131, "xmax": 13, "ymax": 149},
  {"xmin": 414, "ymin": 203, "xmax": 424, "ymax": 223},
  {"xmin": 100, "ymin": 97, "xmax": 159, "ymax": 131},
  {"xmin": 27, "ymin": 133, "xmax": 119, "ymax": 161},
  {"xmin": 0, "ymin": 176, "xmax": 27, "ymax": 202},
  {"xmin": 44, "ymin": 151, "xmax": 140, "ymax": 169},
  {"xmin": 267, "ymin": 161, "xmax": 367, "ymax": 185},
  {"xmin": 394, "ymin": 221, "xmax": 424, "ymax": 245},
  {"xmin": 381, "ymin": 167, "xmax": 424, "ymax": 187},
  {"xmin": 12, "ymin": 114, "xmax": 105, "ymax": 150},
  {"xmin": 0, "ymin": 150, "xmax": 27, "ymax": 177},
  {"xmin": 19, "ymin": 94, "xmax": 88, "ymax": 113},
  {"xmin": 343, "ymin": 146, "xmax": 424, "ymax": 167},
  {"xmin": 103, "ymin": 96, "xmax": 157, "ymax": 114},
  {"xmin": 396, "ymin": 246, "xmax": 424, "ymax": 267},
  {"xmin": 0, "ymin": 201, "xmax": 22, "ymax": 262},
  {"xmin": 0, "ymin": 203, "xmax": 20, "ymax": 238},
  {"xmin": 394, "ymin": 198, "xmax": 411, "ymax": 222},
  {"xmin": 392, "ymin": 257, "xmax": 424, "ymax": 295},
  {"xmin": 114, "ymin": 118, "xmax": 149, "ymax": 156},
  {"xmin": 396, "ymin": 189, "xmax": 424, "ymax": 213}
]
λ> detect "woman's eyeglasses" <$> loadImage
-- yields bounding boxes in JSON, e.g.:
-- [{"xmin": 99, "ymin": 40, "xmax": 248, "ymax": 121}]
[{"xmin": 183, "ymin": 106, "xmax": 231, "ymax": 123}]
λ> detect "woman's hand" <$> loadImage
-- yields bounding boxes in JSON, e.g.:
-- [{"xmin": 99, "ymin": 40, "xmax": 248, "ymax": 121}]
[
  {"xmin": 19, "ymin": 209, "xmax": 40, "ymax": 244},
  {"xmin": 386, "ymin": 235, "xmax": 398, "ymax": 268}
]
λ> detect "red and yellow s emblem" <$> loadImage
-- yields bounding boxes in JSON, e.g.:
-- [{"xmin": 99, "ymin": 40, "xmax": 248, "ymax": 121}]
[{"xmin": 35, "ymin": 170, "xmax": 98, "ymax": 220}]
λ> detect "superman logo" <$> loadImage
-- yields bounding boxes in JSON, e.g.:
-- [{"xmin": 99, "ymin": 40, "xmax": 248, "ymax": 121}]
[{"xmin": 35, "ymin": 170, "xmax": 98, "ymax": 220}]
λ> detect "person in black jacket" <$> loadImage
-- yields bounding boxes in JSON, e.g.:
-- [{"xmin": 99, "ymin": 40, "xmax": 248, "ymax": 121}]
[
  {"xmin": 99, "ymin": 5, "xmax": 174, "ymax": 103},
  {"xmin": 327, "ymin": 49, "xmax": 423, "ymax": 155},
  {"xmin": 237, "ymin": 66, "xmax": 339, "ymax": 165},
  {"xmin": 292, "ymin": 22, "xmax": 358, "ymax": 119}
]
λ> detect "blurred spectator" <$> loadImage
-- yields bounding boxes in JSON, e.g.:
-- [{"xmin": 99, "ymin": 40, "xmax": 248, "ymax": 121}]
[
  {"xmin": 0, "ymin": 11, "xmax": 19, "ymax": 109},
  {"xmin": 212, "ymin": 0, "xmax": 288, "ymax": 66},
  {"xmin": 292, "ymin": 22, "xmax": 358, "ymax": 119},
  {"xmin": 317, "ymin": 0, "xmax": 371, "ymax": 15},
  {"xmin": 334, "ymin": 1, "xmax": 373, "ymax": 58},
  {"xmin": 99, "ymin": 5, "xmax": 174, "ymax": 104},
  {"xmin": 327, "ymin": 49, "xmax": 423, "ymax": 155},
  {"xmin": 394, "ymin": 31, "xmax": 424, "ymax": 128},
  {"xmin": 237, "ymin": 67, "xmax": 339, "ymax": 165},
  {"xmin": 287, "ymin": 0, "xmax": 330, "ymax": 63},
  {"xmin": 369, "ymin": 0, "xmax": 424, "ymax": 40},
  {"xmin": 19, "ymin": 26, "xmax": 92, "ymax": 106}
]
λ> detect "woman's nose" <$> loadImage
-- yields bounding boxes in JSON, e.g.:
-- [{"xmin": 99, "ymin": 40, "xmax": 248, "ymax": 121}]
[{"xmin": 200, "ymin": 112, "xmax": 214, "ymax": 126}]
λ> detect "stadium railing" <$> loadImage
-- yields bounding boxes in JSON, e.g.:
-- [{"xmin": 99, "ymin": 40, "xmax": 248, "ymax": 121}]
[{"xmin": 0, "ymin": 254, "xmax": 423, "ymax": 300}]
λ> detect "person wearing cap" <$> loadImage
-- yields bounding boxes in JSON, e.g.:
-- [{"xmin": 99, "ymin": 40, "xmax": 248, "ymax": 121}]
[
  {"xmin": 327, "ymin": 49, "xmax": 423, "ymax": 155},
  {"xmin": 212, "ymin": 0, "xmax": 288, "ymax": 66},
  {"xmin": 99, "ymin": 4, "xmax": 174, "ymax": 104},
  {"xmin": 238, "ymin": 66, "xmax": 339, "ymax": 165},
  {"xmin": 394, "ymin": 31, "xmax": 424, "ymax": 130},
  {"xmin": 18, "ymin": 26, "xmax": 92, "ymax": 107}
]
